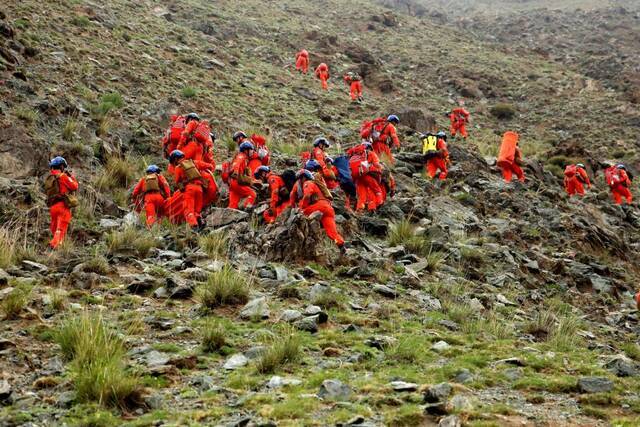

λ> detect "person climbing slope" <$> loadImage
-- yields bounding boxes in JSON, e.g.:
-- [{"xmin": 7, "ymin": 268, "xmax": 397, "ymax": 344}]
[
  {"xmin": 132, "ymin": 165, "xmax": 171, "ymax": 227},
  {"xmin": 605, "ymin": 163, "xmax": 633, "ymax": 205},
  {"xmin": 315, "ymin": 63, "xmax": 330, "ymax": 90},
  {"xmin": 348, "ymin": 142, "xmax": 384, "ymax": 212},
  {"xmin": 290, "ymin": 169, "xmax": 345, "ymax": 249},
  {"xmin": 423, "ymin": 130, "xmax": 450, "ymax": 180},
  {"xmin": 497, "ymin": 131, "xmax": 525, "ymax": 183},
  {"xmin": 170, "ymin": 150, "xmax": 212, "ymax": 228},
  {"xmin": 227, "ymin": 142, "xmax": 258, "ymax": 210},
  {"xmin": 255, "ymin": 166, "xmax": 295, "ymax": 224},
  {"xmin": 564, "ymin": 163, "xmax": 591, "ymax": 197},
  {"xmin": 449, "ymin": 102, "xmax": 470, "ymax": 139},
  {"xmin": 44, "ymin": 156, "xmax": 79, "ymax": 249},
  {"xmin": 344, "ymin": 71, "xmax": 363, "ymax": 101},
  {"xmin": 295, "ymin": 49, "xmax": 309, "ymax": 74}
]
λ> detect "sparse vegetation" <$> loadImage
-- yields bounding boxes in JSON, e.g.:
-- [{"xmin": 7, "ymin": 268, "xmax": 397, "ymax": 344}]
[
  {"xmin": 199, "ymin": 231, "xmax": 228, "ymax": 259},
  {"xmin": 96, "ymin": 156, "xmax": 137, "ymax": 190},
  {"xmin": 200, "ymin": 318, "xmax": 227, "ymax": 353},
  {"xmin": 196, "ymin": 266, "xmax": 250, "ymax": 309},
  {"xmin": 181, "ymin": 86, "xmax": 198, "ymax": 98},
  {"xmin": 256, "ymin": 329, "xmax": 302, "ymax": 373},
  {"xmin": 105, "ymin": 226, "xmax": 156, "ymax": 257},
  {"xmin": 490, "ymin": 103, "xmax": 516, "ymax": 119},
  {"xmin": 2, "ymin": 285, "xmax": 31, "ymax": 320},
  {"xmin": 14, "ymin": 106, "xmax": 39, "ymax": 123}
]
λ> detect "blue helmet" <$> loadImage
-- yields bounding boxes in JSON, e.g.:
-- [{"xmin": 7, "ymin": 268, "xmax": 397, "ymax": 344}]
[
  {"xmin": 576, "ymin": 163, "xmax": 585, "ymax": 169},
  {"xmin": 146, "ymin": 165, "xmax": 161, "ymax": 174},
  {"xmin": 325, "ymin": 156, "xmax": 334, "ymax": 164},
  {"xmin": 254, "ymin": 165, "xmax": 271, "ymax": 178},
  {"xmin": 305, "ymin": 159, "xmax": 321, "ymax": 171},
  {"xmin": 49, "ymin": 156, "xmax": 68, "ymax": 169},
  {"xmin": 169, "ymin": 150, "xmax": 185, "ymax": 162},
  {"xmin": 436, "ymin": 131, "xmax": 446, "ymax": 138},
  {"xmin": 296, "ymin": 169, "xmax": 313, "ymax": 180},
  {"xmin": 313, "ymin": 137, "xmax": 330, "ymax": 148},
  {"xmin": 362, "ymin": 141, "xmax": 373, "ymax": 150},
  {"xmin": 233, "ymin": 131, "xmax": 247, "ymax": 142},
  {"xmin": 239, "ymin": 141, "xmax": 255, "ymax": 152},
  {"xmin": 616, "ymin": 164, "xmax": 626, "ymax": 170},
  {"xmin": 387, "ymin": 114, "xmax": 399, "ymax": 124}
]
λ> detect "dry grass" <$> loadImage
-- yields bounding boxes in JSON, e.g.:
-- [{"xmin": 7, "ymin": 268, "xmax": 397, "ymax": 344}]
[
  {"xmin": 196, "ymin": 266, "xmax": 250, "ymax": 309},
  {"xmin": 256, "ymin": 328, "xmax": 302, "ymax": 373}
]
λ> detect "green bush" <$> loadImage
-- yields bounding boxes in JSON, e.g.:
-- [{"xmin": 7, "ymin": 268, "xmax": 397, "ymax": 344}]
[
  {"xmin": 256, "ymin": 329, "xmax": 302, "ymax": 373},
  {"xmin": 200, "ymin": 319, "xmax": 227, "ymax": 353},
  {"xmin": 2, "ymin": 285, "xmax": 31, "ymax": 320},
  {"xmin": 196, "ymin": 266, "xmax": 250, "ymax": 309},
  {"xmin": 105, "ymin": 226, "xmax": 156, "ymax": 257},
  {"xmin": 490, "ymin": 103, "xmax": 516, "ymax": 120},
  {"xmin": 181, "ymin": 86, "xmax": 198, "ymax": 98}
]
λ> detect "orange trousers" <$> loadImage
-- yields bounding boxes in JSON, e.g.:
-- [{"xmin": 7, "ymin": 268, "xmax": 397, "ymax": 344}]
[
  {"xmin": 183, "ymin": 183, "xmax": 203, "ymax": 227},
  {"xmin": 372, "ymin": 141, "xmax": 394, "ymax": 163},
  {"xmin": 49, "ymin": 201, "xmax": 72, "ymax": 248},
  {"xmin": 318, "ymin": 72, "xmax": 328, "ymax": 90},
  {"xmin": 356, "ymin": 175, "xmax": 383, "ymax": 211},
  {"xmin": 426, "ymin": 158, "xmax": 448, "ymax": 180},
  {"xmin": 451, "ymin": 123, "xmax": 468, "ymax": 138},
  {"xmin": 303, "ymin": 200, "xmax": 344, "ymax": 246},
  {"xmin": 350, "ymin": 81, "xmax": 362, "ymax": 100},
  {"xmin": 296, "ymin": 57, "xmax": 308, "ymax": 73},
  {"xmin": 143, "ymin": 193, "xmax": 166, "ymax": 226},
  {"xmin": 565, "ymin": 178, "xmax": 586, "ymax": 196},
  {"xmin": 228, "ymin": 179, "xmax": 256, "ymax": 209},
  {"xmin": 500, "ymin": 162, "xmax": 525, "ymax": 183},
  {"xmin": 264, "ymin": 202, "xmax": 290, "ymax": 223},
  {"xmin": 611, "ymin": 185, "xmax": 632, "ymax": 205}
]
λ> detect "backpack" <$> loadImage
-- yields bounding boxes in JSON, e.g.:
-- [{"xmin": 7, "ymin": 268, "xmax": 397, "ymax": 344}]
[
  {"xmin": 180, "ymin": 159, "xmax": 202, "ymax": 183},
  {"xmin": 165, "ymin": 116, "xmax": 185, "ymax": 144},
  {"xmin": 360, "ymin": 117, "xmax": 386, "ymax": 141},
  {"xmin": 564, "ymin": 165, "xmax": 577, "ymax": 178},
  {"xmin": 605, "ymin": 167, "xmax": 622, "ymax": 187},
  {"xmin": 144, "ymin": 174, "xmax": 167, "ymax": 197},
  {"xmin": 44, "ymin": 174, "xmax": 78, "ymax": 208},
  {"xmin": 422, "ymin": 134, "xmax": 439, "ymax": 159},
  {"xmin": 332, "ymin": 156, "xmax": 356, "ymax": 198}
]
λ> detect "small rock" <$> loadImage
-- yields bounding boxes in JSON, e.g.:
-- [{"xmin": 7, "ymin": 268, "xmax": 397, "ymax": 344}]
[
  {"xmin": 146, "ymin": 351, "xmax": 170, "ymax": 368},
  {"xmin": 99, "ymin": 218, "xmax": 120, "ymax": 229},
  {"xmin": 439, "ymin": 320, "xmax": 460, "ymax": 331},
  {"xmin": 496, "ymin": 294, "xmax": 516, "ymax": 306},
  {"xmin": 126, "ymin": 274, "xmax": 157, "ymax": 294},
  {"xmin": 503, "ymin": 368, "xmax": 523, "ymax": 381},
  {"xmin": 240, "ymin": 297, "xmax": 270, "ymax": 320},
  {"xmin": 303, "ymin": 305, "xmax": 323, "ymax": 316},
  {"xmin": 294, "ymin": 315, "xmax": 320, "ymax": 333},
  {"xmin": 373, "ymin": 284, "xmax": 397, "ymax": 298},
  {"xmin": 578, "ymin": 377, "xmax": 613, "ymax": 393},
  {"xmin": 431, "ymin": 341, "xmax": 451, "ymax": 352},
  {"xmin": 190, "ymin": 375, "xmax": 216, "ymax": 392},
  {"xmin": 447, "ymin": 394, "xmax": 473, "ymax": 412},
  {"xmin": 244, "ymin": 346, "xmax": 266, "ymax": 360},
  {"xmin": 56, "ymin": 391, "xmax": 75, "ymax": 408},
  {"xmin": 453, "ymin": 369, "xmax": 473, "ymax": 384},
  {"xmin": 0, "ymin": 380, "xmax": 11, "ymax": 402},
  {"xmin": 300, "ymin": 266, "xmax": 319, "ymax": 278},
  {"xmin": 206, "ymin": 208, "xmax": 249, "ymax": 227},
  {"xmin": 144, "ymin": 393, "xmax": 164, "ymax": 409},
  {"xmin": 280, "ymin": 309, "xmax": 302, "ymax": 323},
  {"xmin": 318, "ymin": 379, "xmax": 351, "ymax": 401},
  {"xmin": 365, "ymin": 335, "xmax": 397, "ymax": 350},
  {"xmin": 606, "ymin": 356, "xmax": 639, "ymax": 377},
  {"xmin": 267, "ymin": 376, "xmax": 302, "ymax": 388},
  {"xmin": 224, "ymin": 354, "xmax": 248, "ymax": 370},
  {"xmin": 388, "ymin": 381, "xmax": 418, "ymax": 392},
  {"xmin": 424, "ymin": 382, "xmax": 452, "ymax": 403},
  {"xmin": 20, "ymin": 260, "xmax": 48, "ymax": 274},
  {"xmin": 438, "ymin": 415, "xmax": 461, "ymax": 427},
  {"xmin": 156, "ymin": 249, "xmax": 182, "ymax": 260},
  {"xmin": 169, "ymin": 284, "xmax": 194, "ymax": 299}
]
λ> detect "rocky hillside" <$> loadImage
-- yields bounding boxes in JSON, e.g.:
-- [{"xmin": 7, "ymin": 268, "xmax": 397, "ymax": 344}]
[{"xmin": 1, "ymin": 0, "xmax": 640, "ymax": 426}]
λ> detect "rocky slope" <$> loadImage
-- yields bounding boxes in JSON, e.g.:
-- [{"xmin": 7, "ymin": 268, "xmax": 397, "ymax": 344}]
[{"xmin": 0, "ymin": 0, "xmax": 640, "ymax": 426}]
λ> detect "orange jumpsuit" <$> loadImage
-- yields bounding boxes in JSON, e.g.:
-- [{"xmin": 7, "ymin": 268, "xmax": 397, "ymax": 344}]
[
  {"xmin": 426, "ymin": 138, "xmax": 449, "ymax": 180},
  {"xmin": 295, "ymin": 50, "xmax": 309, "ymax": 73},
  {"xmin": 312, "ymin": 146, "xmax": 339, "ymax": 190},
  {"xmin": 263, "ymin": 174, "xmax": 290, "ymax": 223},
  {"xmin": 373, "ymin": 123, "xmax": 400, "ymax": 163},
  {"xmin": 500, "ymin": 147, "xmax": 525, "ymax": 183},
  {"xmin": 450, "ymin": 108, "xmax": 470, "ymax": 139},
  {"xmin": 315, "ymin": 63, "xmax": 329, "ymax": 90},
  {"xmin": 172, "ymin": 160, "xmax": 212, "ymax": 227},
  {"xmin": 564, "ymin": 166, "xmax": 591, "ymax": 196},
  {"xmin": 605, "ymin": 166, "xmax": 633, "ymax": 205},
  {"xmin": 344, "ymin": 75, "xmax": 362, "ymax": 100},
  {"xmin": 162, "ymin": 115, "xmax": 185, "ymax": 158},
  {"xmin": 292, "ymin": 180, "xmax": 344, "ymax": 246},
  {"xmin": 352, "ymin": 150, "xmax": 384, "ymax": 212},
  {"xmin": 178, "ymin": 121, "xmax": 215, "ymax": 165},
  {"xmin": 132, "ymin": 174, "xmax": 171, "ymax": 226},
  {"xmin": 247, "ymin": 135, "xmax": 270, "ymax": 176},
  {"xmin": 228, "ymin": 153, "xmax": 256, "ymax": 209},
  {"xmin": 48, "ymin": 170, "xmax": 78, "ymax": 249}
]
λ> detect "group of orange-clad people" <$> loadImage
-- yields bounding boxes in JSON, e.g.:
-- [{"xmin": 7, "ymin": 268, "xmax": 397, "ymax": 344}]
[{"xmin": 43, "ymin": 49, "xmax": 634, "ymax": 251}]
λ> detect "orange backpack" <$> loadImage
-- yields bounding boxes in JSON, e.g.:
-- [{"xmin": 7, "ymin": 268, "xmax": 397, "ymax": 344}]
[
  {"xmin": 360, "ymin": 117, "xmax": 387, "ymax": 141},
  {"xmin": 564, "ymin": 165, "xmax": 577, "ymax": 178}
]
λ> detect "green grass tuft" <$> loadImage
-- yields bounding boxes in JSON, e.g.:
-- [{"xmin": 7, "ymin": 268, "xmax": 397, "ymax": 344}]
[
  {"xmin": 196, "ymin": 266, "xmax": 250, "ymax": 309},
  {"xmin": 256, "ymin": 329, "xmax": 302, "ymax": 374}
]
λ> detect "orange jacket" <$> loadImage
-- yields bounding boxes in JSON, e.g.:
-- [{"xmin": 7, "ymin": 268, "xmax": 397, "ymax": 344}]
[
  {"xmin": 172, "ymin": 159, "xmax": 212, "ymax": 187},
  {"xmin": 296, "ymin": 50, "xmax": 308, "ymax": 60},
  {"xmin": 450, "ymin": 108, "xmax": 470, "ymax": 125},
  {"xmin": 132, "ymin": 174, "xmax": 171, "ymax": 199},
  {"xmin": 379, "ymin": 123, "xmax": 400, "ymax": 148},
  {"xmin": 267, "ymin": 173, "xmax": 287, "ymax": 209},
  {"xmin": 436, "ymin": 138, "xmax": 449, "ymax": 162},
  {"xmin": 51, "ymin": 169, "xmax": 79, "ymax": 195},
  {"xmin": 300, "ymin": 180, "xmax": 328, "ymax": 209},
  {"xmin": 315, "ymin": 63, "xmax": 329, "ymax": 78},
  {"xmin": 605, "ymin": 166, "xmax": 632, "ymax": 188},
  {"xmin": 576, "ymin": 167, "xmax": 591, "ymax": 187}
]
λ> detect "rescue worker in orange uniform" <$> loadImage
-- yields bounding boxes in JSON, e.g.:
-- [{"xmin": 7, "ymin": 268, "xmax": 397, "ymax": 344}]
[
  {"xmin": 290, "ymin": 169, "xmax": 345, "ymax": 249},
  {"xmin": 255, "ymin": 166, "xmax": 295, "ymax": 224},
  {"xmin": 605, "ymin": 164, "xmax": 633, "ymax": 205},
  {"xmin": 233, "ymin": 131, "xmax": 270, "ymax": 176},
  {"xmin": 295, "ymin": 49, "xmax": 309, "ymax": 74},
  {"xmin": 343, "ymin": 72, "xmax": 363, "ymax": 101},
  {"xmin": 563, "ymin": 163, "xmax": 592, "ymax": 197},
  {"xmin": 170, "ymin": 150, "xmax": 212, "ymax": 228},
  {"xmin": 162, "ymin": 115, "xmax": 186, "ymax": 158},
  {"xmin": 349, "ymin": 142, "xmax": 384, "ymax": 212},
  {"xmin": 315, "ymin": 63, "xmax": 330, "ymax": 90},
  {"xmin": 228, "ymin": 142, "xmax": 258, "ymax": 210},
  {"xmin": 45, "ymin": 156, "xmax": 79, "ymax": 249},
  {"xmin": 311, "ymin": 137, "xmax": 339, "ymax": 189},
  {"xmin": 177, "ymin": 113, "xmax": 215, "ymax": 165},
  {"xmin": 373, "ymin": 115, "xmax": 401, "ymax": 163},
  {"xmin": 497, "ymin": 131, "xmax": 525, "ymax": 183},
  {"xmin": 423, "ymin": 131, "xmax": 450, "ymax": 180},
  {"xmin": 131, "ymin": 165, "xmax": 171, "ymax": 227},
  {"xmin": 449, "ymin": 104, "xmax": 470, "ymax": 139}
]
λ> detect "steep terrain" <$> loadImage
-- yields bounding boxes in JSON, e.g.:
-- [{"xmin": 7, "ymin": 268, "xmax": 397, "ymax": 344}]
[{"xmin": 1, "ymin": 0, "xmax": 640, "ymax": 426}]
